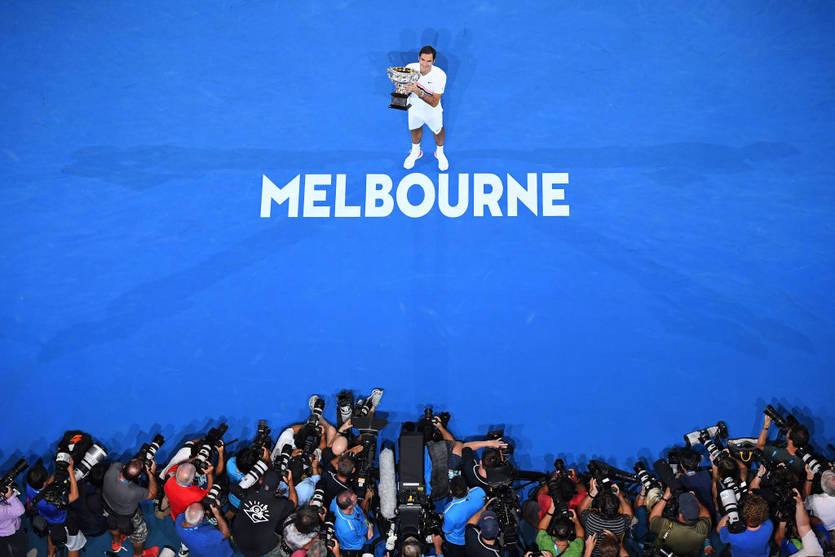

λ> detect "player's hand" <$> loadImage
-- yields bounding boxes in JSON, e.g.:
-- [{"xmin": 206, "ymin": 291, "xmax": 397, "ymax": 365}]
[
  {"xmin": 204, "ymin": 463, "xmax": 214, "ymax": 476},
  {"xmin": 405, "ymin": 83, "xmax": 418, "ymax": 94},
  {"xmin": 147, "ymin": 460, "xmax": 157, "ymax": 475}
]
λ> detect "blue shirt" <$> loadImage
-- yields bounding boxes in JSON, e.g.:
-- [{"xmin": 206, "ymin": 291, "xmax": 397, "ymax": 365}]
[
  {"xmin": 720, "ymin": 520, "xmax": 774, "ymax": 557},
  {"xmin": 225, "ymin": 457, "xmax": 244, "ymax": 508},
  {"xmin": 175, "ymin": 513, "xmax": 234, "ymax": 557},
  {"xmin": 278, "ymin": 475, "xmax": 320, "ymax": 507},
  {"xmin": 25, "ymin": 485, "xmax": 66, "ymax": 524},
  {"xmin": 443, "ymin": 487, "xmax": 486, "ymax": 545},
  {"xmin": 329, "ymin": 498, "xmax": 369, "ymax": 550}
]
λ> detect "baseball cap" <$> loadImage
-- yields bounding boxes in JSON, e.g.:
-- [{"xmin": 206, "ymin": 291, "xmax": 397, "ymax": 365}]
[
  {"xmin": 677, "ymin": 492, "xmax": 699, "ymax": 522},
  {"xmin": 478, "ymin": 511, "xmax": 500, "ymax": 540}
]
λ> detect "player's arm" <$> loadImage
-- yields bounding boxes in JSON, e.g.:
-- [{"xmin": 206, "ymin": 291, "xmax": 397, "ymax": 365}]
[
  {"xmin": 405, "ymin": 83, "xmax": 441, "ymax": 108},
  {"xmin": 416, "ymin": 85, "xmax": 441, "ymax": 108}
]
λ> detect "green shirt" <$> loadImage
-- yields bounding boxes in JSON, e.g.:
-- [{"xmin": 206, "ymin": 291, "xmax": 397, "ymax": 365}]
[
  {"xmin": 649, "ymin": 517, "xmax": 711, "ymax": 557},
  {"xmin": 536, "ymin": 530, "xmax": 584, "ymax": 557}
]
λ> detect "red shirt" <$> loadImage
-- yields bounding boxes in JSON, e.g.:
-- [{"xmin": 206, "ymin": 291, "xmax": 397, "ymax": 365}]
[{"xmin": 164, "ymin": 470, "xmax": 208, "ymax": 520}]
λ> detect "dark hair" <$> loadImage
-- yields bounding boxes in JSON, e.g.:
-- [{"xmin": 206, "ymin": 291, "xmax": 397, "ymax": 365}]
[
  {"xmin": 548, "ymin": 516, "xmax": 575, "ymax": 541},
  {"xmin": 27, "ymin": 465, "xmax": 48, "ymax": 490},
  {"xmin": 600, "ymin": 491, "xmax": 620, "ymax": 519},
  {"xmin": 123, "ymin": 460, "xmax": 144, "ymax": 481},
  {"xmin": 450, "ymin": 476, "xmax": 468, "ymax": 498},
  {"xmin": 482, "ymin": 449, "xmax": 501, "ymax": 469},
  {"xmin": 555, "ymin": 476, "xmax": 577, "ymax": 500},
  {"xmin": 294, "ymin": 506, "xmax": 320, "ymax": 534},
  {"xmin": 742, "ymin": 493, "xmax": 769, "ymax": 527},
  {"xmin": 336, "ymin": 490, "xmax": 355, "ymax": 510},
  {"xmin": 236, "ymin": 445, "xmax": 259, "ymax": 473},
  {"xmin": 337, "ymin": 455, "xmax": 355, "ymax": 477},
  {"xmin": 679, "ymin": 447, "xmax": 702, "ymax": 471},
  {"xmin": 596, "ymin": 533, "xmax": 620, "ymax": 557},
  {"xmin": 401, "ymin": 539, "xmax": 423, "ymax": 557},
  {"xmin": 789, "ymin": 425, "xmax": 809, "ymax": 447},
  {"xmin": 419, "ymin": 45, "xmax": 437, "ymax": 61}
]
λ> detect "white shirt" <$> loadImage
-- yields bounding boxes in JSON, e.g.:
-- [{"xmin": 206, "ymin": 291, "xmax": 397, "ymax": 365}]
[
  {"xmin": 406, "ymin": 62, "xmax": 446, "ymax": 113},
  {"xmin": 805, "ymin": 493, "xmax": 835, "ymax": 531}
]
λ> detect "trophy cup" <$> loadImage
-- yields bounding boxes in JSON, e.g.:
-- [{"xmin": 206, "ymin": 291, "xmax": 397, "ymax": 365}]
[{"xmin": 387, "ymin": 66, "xmax": 420, "ymax": 111}]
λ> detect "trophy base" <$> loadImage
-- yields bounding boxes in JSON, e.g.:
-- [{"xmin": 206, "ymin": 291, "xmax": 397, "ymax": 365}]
[{"xmin": 389, "ymin": 92, "xmax": 411, "ymax": 111}]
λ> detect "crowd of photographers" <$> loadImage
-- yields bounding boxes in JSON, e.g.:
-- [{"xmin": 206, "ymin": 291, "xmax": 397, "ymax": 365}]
[{"xmin": 1, "ymin": 392, "xmax": 834, "ymax": 557}]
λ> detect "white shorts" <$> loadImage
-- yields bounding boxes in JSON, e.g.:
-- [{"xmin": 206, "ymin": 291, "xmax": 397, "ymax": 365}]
[{"xmin": 408, "ymin": 107, "xmax": 443, "ymax": 134}]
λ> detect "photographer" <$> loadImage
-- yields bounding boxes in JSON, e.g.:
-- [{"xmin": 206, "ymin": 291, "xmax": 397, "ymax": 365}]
[
  {"xmin": 1, "ymin": 485, "xmax": 26, "ymax": 557},
  {"xmin": 676, "ymin": 448, "xmax": 717, "ymax": 521},
  {"xmin": 175, "ymin": 502, "xmax": 233, "ymax": 557},
  {"xmin": 330, "ymin": 489, "xmax": 374, "ymax": 557},
  {"xmin": 536, "ymin": 500, "xmax": 585, "ymax": 557},
  {"xmin": 102, "ymin": 458, "xmax": 159, "ymax": 557},
  {"xmin": 165, "ymin": 462, "xmax": 214, "ymax": 521},
  {"xmin": 774, "ymin": 489, "xmax": 824, "ymax": 557},
  {"xmin": 464, "ymin": 502, "xmax": 501, "ymax": 557},
  {"xmin": 577, "ymin": 479, "xmax": 633, "ymax": 549},
  {"xmin": 648, "ymin": 488, "xmax": 711, "ymax": 557},
  {"xmin": 26, "ymin": 460, "xmax": 87, "ymax": 557},
  {"xmin": 280, "ymin": 506, "xmax": 324, "ymax": 557},
  {"xmin": 459, "ymin": 438, "xmax": 510, "ymax": 490},
  {"xmin": 582, "ymin": 532, "xmax": 628, "ymax": 557},
  {"xmin": 716, "ymin": 493, "xmax": 773, "ymax": 557},
  {"xmin": 756, "ymin": 414, "xmax": 807, "ymax": 477},
  {"xmin": 442, "ymin": 477, "xmax": 487, "ymax": 557},
  {"xmin": 804, "ymin": 470, "xmax": 834, "ymax": 533},
  {"xmin": 232, "ymin": 469, "xmax": 297, "ymax": 557},
  {"xmin": 322, "ymin": 451, "xmax": 363, "ymax": 508},
  {"xmin": 227, "ymin": 445, "xmax": 268, "ymax": 511}
]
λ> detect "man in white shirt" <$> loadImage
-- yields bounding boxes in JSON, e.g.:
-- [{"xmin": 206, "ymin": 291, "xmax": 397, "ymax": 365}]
[
  {"xmin": 401, "ymin": 45, "xmax": 448, "ymax": 171},
  {"xmin": 806, "ymin": 470, "xmax": 835, "ymax": 533}
]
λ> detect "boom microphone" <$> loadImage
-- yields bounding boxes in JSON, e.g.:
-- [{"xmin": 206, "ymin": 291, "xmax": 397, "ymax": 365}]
[{"xmin": 379, "ymin": 445, "xmax": 397, "ymax": 520}]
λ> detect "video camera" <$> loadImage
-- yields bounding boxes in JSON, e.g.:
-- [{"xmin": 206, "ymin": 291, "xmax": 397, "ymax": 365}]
[
  {"xmin": 193, "ymin": 423, "xmax": 228, "ymax": 474},
  {"xmin": 379, "ymin": 429, "xmax": 441, "ymax": 557},
  {"xmin": 587, "ymin": 460, "xmax": 638, "ymax": 493},
  {"xmin": 0, "ymin": 459, "xmax": 28, "ymax": 501}
]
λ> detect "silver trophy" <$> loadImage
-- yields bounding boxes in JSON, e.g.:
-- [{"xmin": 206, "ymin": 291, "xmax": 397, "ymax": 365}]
[{"xmin": 387, "ymin": 66, "xmax": 420, "ymax": 111}]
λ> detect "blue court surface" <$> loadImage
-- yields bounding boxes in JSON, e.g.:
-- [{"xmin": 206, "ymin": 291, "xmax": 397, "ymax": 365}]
[{"xmin": 2, "ymin": 0, "xmax": 834, "ymax": 498}]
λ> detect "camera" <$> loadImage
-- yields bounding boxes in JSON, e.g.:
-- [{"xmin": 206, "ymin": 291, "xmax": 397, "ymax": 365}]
[
  {"xmin": 136, "ymin": 434, "xmax": 165, "ymax": 469},
  {"xmin": 253, "ymin": 420, "xmax": 273, "ymax": 454},
  {"xmin": 202, "ymin": 483, "xmax": 224, "ymax": 510},
  {"xmin": 417, "ymin": 408, "xmax": 451, "ymax": 444},
  {"xmin": 795, "ymin": 446, "xmax": 824, "ymax": 476},
  {"xmin": 0, "ymin": 459, "xmax": 28, "ymax": 501},
  {"xmin": 273, "ymin": 444, "xmax": 293, "ymax": 478},
  {"xmin": 588, "ymin": 460, "xmax": 638, "ymax": 494},
  {"xmin": 193, "ymin": 423, "xmax": 228, "ymax": 473},
  {"xmin": 684, "ymin": 421, "xmax": 728, "ymax": 447},
  {"xmin": 764, "ymin": 405, "xmax": 800, "ymax": 437}
]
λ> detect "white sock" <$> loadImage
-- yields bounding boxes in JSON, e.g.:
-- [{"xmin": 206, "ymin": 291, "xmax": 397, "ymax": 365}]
[
  {"xmin": 436, "ymin": 146, "xmax": 444, "ymax": 155},
  {"xmin": 410, "ymin": 143, "xmax": 421, "ymax": 154}
]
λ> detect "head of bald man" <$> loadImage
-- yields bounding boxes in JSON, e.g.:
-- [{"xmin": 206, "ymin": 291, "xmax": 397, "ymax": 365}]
[
  {"xmin": 331, "ymin": 435, "xmax": 348, "ymax": 456},
  {"xmin": 184, "ymin": 502, "xmax": 205, "ymax": 525},
  {"xmin": 176, "ymin": 462, "xmax": 197, "ymax": 487}
]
